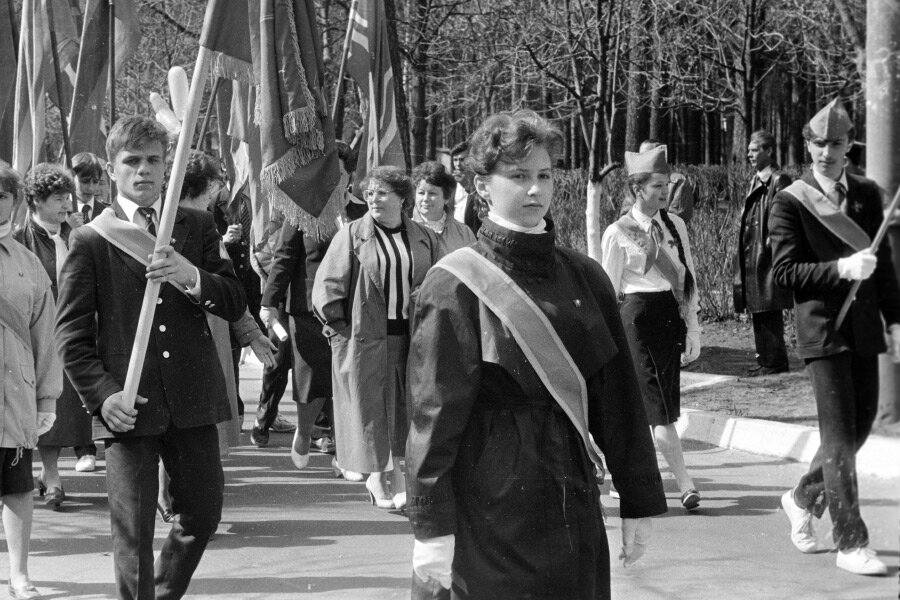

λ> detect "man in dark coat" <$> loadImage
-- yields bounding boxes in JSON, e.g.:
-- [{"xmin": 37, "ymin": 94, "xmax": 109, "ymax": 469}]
[
  {"xmin": 254, "ymin": 222, "xmax": 334, "ymax": 465},
  {"xmin": 769, "ymin": 100, "xmax": 900, "ymax": 576},
  {"xmin": 56, "ymin": 116, "xmax": 246, "ymax": 599},
  {"xmin": 734, "ymin": 130, "xmax": 794, "ymax": 375}
]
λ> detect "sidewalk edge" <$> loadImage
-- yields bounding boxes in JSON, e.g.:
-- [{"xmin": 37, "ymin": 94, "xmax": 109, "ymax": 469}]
[{"xmin": 677, "ymin": 409, "xmax": 900, "ymax": 479}]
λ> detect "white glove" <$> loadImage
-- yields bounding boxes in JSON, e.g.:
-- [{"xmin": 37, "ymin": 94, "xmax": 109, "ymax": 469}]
[
  {"xmin": 412, "ymin": 534, "xmax": 454, "ymax": 590},
  {"xmin": 258, "ymin": 306, "xmax": 276, "ymax": 326},
  {"xmin": 837, "ymin": 250, "xmax": 876, "ymax": 281},
  {"xmin": 888, "ymin": 324, "xmax": 900, "ymax": 364},
  {"xmin": 681, "ymin": 329, "xmax": 701, "ymax": 366},
  {"xmin": 619, "ymin": 517, "xmax": 652, "ymax": 567},
  {"xmin": 36, "ymin": 412, "xmax": 56, "ymax": 437}
]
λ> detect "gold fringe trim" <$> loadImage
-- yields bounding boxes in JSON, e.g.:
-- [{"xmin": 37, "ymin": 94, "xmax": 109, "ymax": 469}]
[
  {"xmin": 259, "ymin": 145, "xmax": 339, "ymax": 238},
  {"xmin": 282, "ymin": 106, "xmax": 324, "ymax": 151},
  {"xmin": 208, "ymin": 51, "xmax": 254, "ymax": 84}
]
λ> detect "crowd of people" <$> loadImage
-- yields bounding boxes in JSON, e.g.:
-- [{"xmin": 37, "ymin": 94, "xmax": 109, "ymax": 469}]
[{"xmin": 0, "ymin": 98, "xmax": 898, "ymax": 600}]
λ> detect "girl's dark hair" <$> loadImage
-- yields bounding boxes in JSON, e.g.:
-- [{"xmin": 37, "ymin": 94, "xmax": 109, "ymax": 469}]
[
  {"xmin": 625, "ymin": 172, "xmax": 657, "ymax": 200},
  {"xmin": 467, "ymin": 109, "xmax": 564, "ymax": 176},
  {"xmin": 411, "ymin": 161, "xmax": 456, "ymax": 207},
  {"xmin": 24, "ymin": 163, "xmax": 75, "ymax": 209},
  {"xmin": 658, "ymin": 209, "xmax": 695, "ymax": 302},
  {"xmin": 362, "ymin": 166, "xmax": 414, "ymax": 210},
  {"xmin": 182, "ymin": 152, "xmax": 222, "ymax": 200}
]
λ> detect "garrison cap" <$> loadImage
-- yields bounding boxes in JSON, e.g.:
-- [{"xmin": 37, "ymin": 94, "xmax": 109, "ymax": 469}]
[
  {"xmin": 624, "ymin": 145, "xmax": 668, "ymax": 176},
  {"xmin": 808, "ymin": 99, "xmax": 852, "ymax": 140}
]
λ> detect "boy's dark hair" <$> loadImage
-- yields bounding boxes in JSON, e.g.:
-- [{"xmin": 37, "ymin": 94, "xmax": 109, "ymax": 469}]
[
  {"xmin": 182, "ymin": 152, "xmax": 223, "ymax": 200},
  {"xmin": 0, "ymin": 161, "xmax": 23, "ymax": 198},
  {"xmin": 749, "ymin": 130, "xmax": 776, "ymax": 154},
  {"xmin": 72, "ymin": 152, "xmax": 106, "ymax": 182},
  {"xmin": 450, "ymin": 141, "xmax": 470, "ymax": 157},
  {"xmin": 106, "ymin": 116, "xmax": 169, "ymax": 163},
  {"xmin": 336, "ymin": 140, "xmax": 359, "ymax": 175},
  {"xmin": 411, "ymin": 161, "xmax": 456, "ymax": 203},
  {"xmin": 24, "ymin": 163, "xmax": 75, "ymax": 209}
]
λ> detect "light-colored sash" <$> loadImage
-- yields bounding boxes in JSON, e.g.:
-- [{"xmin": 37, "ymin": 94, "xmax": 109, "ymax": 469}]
[
  {"xmin": 783, "ymin": 180, "xmax": 871, "ymax": 251},
  {"xmin": 614, "ymin": 213, "xmax": 685, "ymax": 303},
  {"xmin": 435, "ymin": 246, "xmax": 604, "ymax": 468},
  {"xmin": 87, "ymin": 208, "xmax": 158, "ymax": 267},
  {"xmin": 0, "ymin": 295, "xmax": 32, "ymax": 353}
]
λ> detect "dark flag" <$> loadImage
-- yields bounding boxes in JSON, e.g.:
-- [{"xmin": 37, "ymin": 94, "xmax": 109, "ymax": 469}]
[
  {"xmin": 68, "ymin": 0, "xmax": 140, "ymax": 157},
  {"xmin": 0, "ymin": 0, "xmax": 17, "ymax": 164},
  {"xmin": 345, "ymin": 0, "xmax": 406, "ymax": 190}
]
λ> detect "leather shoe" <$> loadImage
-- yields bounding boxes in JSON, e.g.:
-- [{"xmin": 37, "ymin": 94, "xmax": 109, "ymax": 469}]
[
  {"xmin": 365, "ymin": 477, "xmax": 395, "ymax": 509},
  {"xmin": 680, "ymin": 489, "xmax": 701, "ymax": 511},
  {"xmin": 313, "ymin": 436, "xmax": 336, "ymax": 454},
  {"xmin": 8, "ymin": 582, "xmax": 42, "ymax": 599},
  {"xmin": 250, "ymin": 425, "xmax": 269, "ymax": 448},
  {"xmin": 781, "ymin": 489, "xmax": 817, "ymax": 553},
  {"xmin": 290, "ymin": 428, "xmax": 310, "ymax": 470},
  {"xmin": 836, "ymin": 547, "xmax": 887, "ymax": 576},
  {"xmin": 271, "ymin": 414, "xmax": 296, "ymax": 433},
  {"xmin": 748, "ymin": 365, "xmax": 788, "ymax": 377},
  {"xmin": 44, "ymin": 485, "xmax": 65, "ymax": 511},
  {"xmin": 74, "ymin": 455, "xmax": 96, "ymax": 472}
]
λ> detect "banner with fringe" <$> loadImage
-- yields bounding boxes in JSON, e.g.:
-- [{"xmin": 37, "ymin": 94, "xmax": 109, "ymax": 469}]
[
  {"xmin": 200, "ymin": 0, "xmax": 254, "ymax": 84},
  {"xmin": 256, "ymin": 0, "xmax": 340, "ymax": 235}
]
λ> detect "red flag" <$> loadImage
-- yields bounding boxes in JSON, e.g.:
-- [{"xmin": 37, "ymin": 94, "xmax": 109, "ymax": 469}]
[
  {"xmin": 255, "ymin": 0, "xmax": 340, "ymax": 233},
  {"xmin": 0, "ymin": 0, "xmax": 18, "ymax": 164},
  {"xmin": 346, "ymin": 0, "xmax": 405, "ymax": 189},
  {"xmin": 68, "ymin": 0, "xmax": 141, "ymax": 157},
  {"xmin": 199, "ymin": 0, "xmax": 253, "ymax": 81}
]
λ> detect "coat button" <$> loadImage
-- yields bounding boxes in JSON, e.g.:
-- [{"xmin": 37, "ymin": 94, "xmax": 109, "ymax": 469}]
[
  {"xmin": 162, "ymin": 351, "xmax": 170, "ymax": 358},
  {"xmin": 159, "ymin": 325, "xmax": 166, "ymax": 332},
  {"xmin": 157, "ymin": 298, "xmax": 163, "ymax": 305}
]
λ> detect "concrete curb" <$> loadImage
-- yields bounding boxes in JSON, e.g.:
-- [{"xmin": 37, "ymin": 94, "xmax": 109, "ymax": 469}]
[{"xmin": 677, "ymin": 408, "xmax": 900, "ymax": 480}]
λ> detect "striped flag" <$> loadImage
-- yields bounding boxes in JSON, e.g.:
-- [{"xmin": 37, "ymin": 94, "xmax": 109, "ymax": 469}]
[
  {"xmin": 12, "ymin": 0, "xmax": 48, "ymax": 174},
  {"xmin": 68, "ymin": 0, "xmax": 141, "ymax": 157},
  {"xmin": 0, "ymin": 0, "xmax": 18, "ymax": 164},
  {"xmin": 345, "ymin": 0, "xmax": 405, "ymax": 189}
]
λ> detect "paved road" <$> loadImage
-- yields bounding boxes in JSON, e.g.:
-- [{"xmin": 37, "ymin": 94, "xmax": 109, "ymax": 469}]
[{"xmin": 7, "ymin": 360, "xmax": 898, "ymax": 599}]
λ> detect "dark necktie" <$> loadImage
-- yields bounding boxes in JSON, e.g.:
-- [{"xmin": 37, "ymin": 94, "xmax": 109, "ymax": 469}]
[
  {"xmin": 832, "ymin": 181, "xmax": 847, "ymax": 213},
  {"xmin": 644, "ymin": 220, "xmax": 664, "ymax": 274},
  {"xmin": 239, "ymin": 198, "xmax": 252, "ymax": 244},
  {"xmin": 138, "ymin": 207, "xmax": 157, "ymax": 236},
  {"xmin": 81, "ymin": 203, "xmax": 91, "ymax": 223}
]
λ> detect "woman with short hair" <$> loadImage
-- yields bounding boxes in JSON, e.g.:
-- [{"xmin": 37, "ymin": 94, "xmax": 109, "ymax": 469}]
[
  {"xmin": 411, "ymin": 161, "xmax": 476, "ymax": 254},
  {"xmin": 313, "ymin": 166, "xmax": 442, "ymax": 511},
  {"xmin": 405, "ymin": 111, "xmax": 666, "ymax": 599},
  {"xmin": 600, "ymin": 145, "xmax": 702, "ymax": 511}
]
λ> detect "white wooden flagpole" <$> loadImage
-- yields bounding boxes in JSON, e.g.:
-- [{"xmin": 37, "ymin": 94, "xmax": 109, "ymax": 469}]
[{"xmin": 120, "ymin": 43, "xmax": 213, "ymax": 409}]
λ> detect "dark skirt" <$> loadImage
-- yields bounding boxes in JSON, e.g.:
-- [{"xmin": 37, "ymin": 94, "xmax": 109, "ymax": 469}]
[
  {"xmin": 38, "ymin": 375, "xmax": 94, "ymax": 448},
  {"xmin": 619, "ymin": 291, "xmax": 683, "ymax": 426},
  {"xmin": 289, "ymin": 312, "xmax": 332, "ymax": 403}
]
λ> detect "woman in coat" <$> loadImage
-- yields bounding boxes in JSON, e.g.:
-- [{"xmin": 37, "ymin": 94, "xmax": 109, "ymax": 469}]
[
  {"xmin": 14, "ymin": 163, "xmax": 92, "ymax": 511},
  {"xmin": 599, "ymin": 145, "xmax": 703, "ymax": 510},
  {"xmin": 313, "ymin": 166, "xmax": 441, "ymax": 511},
  {"xmin": 406, "ymin": 110, "xmax": 666, "ymax": 600},
  {"xmin": 411, "ymin": 161, "xmax": 476, "ymax": 254}
]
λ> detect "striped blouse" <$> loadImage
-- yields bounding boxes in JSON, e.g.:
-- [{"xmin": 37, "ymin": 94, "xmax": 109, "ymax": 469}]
[{"xmin": 373, "ymin": 220, "xmax": 413, "ymax": 334}]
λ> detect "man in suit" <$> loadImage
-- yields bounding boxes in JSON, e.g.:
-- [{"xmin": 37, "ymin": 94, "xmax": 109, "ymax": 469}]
[
  {"xmin": 734, "ymin": 130, "xmax": 794, "ymax": 376},
  {"xmin": 56, "ymin": 116, "xmax": 246, "ymax": 599},
  {"xmin": 769, "ymin": 100, "xmax": 900, "ymax": 576},
  {"xmin": 255, "ymin": 222, "xmax": 335, "ymax": 466}
]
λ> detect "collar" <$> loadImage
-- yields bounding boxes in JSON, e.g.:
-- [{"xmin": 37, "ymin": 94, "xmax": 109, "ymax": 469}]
[
  {"xmin": 0, "ymin": 222, "xmax": 12, "ymax": 249},
  {"xmin": 32, "ymin": 214, "xmax": 61, "ymax": 236},
  {"xmin": 812, "ymin": 169, "xmax": 848, "ymax": 196},
  {"xmin": 756, "ymin": 165, "xmax": 775, "ymax": 184},
  {"xmin": 630, "ymin": 206, "xmax": 662, "ymax": 232},
  {"xmin": 117, "ymin": 195, "xmax": 162, "ymax": 224},
  {"xmin": 414, "ymin": 209, "xmax": 447, "ymax": 233},
  {"xmin": 487, "ymin": 211, "xmax": 547, "ymax": 234}
]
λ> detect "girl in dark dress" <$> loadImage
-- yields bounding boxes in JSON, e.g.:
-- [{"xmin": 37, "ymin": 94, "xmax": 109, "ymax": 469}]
[{"xmin": 405, "ymin": 110, "xmax": 667, "ymax": 600}]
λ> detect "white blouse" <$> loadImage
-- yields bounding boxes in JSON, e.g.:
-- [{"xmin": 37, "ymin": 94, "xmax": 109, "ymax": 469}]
[{"xmin": 600, "ymin": 206, "xmax": 700, "ymax": 334}]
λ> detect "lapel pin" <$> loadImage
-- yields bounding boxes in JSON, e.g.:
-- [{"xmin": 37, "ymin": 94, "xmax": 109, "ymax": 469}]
[{"xmin": 573, "ymin": 299, "xmax": 582, "ymax": 307}]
